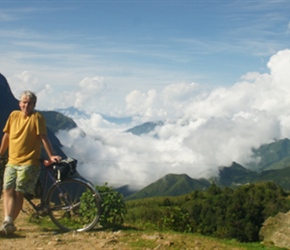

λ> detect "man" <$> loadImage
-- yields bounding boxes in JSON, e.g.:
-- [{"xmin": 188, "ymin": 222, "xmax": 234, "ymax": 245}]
[{"xmin": 0, "ymin": 90, "xmax": 61, "ymax": 235}]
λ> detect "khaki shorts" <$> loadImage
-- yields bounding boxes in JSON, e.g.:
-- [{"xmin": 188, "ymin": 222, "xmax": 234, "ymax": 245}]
[{"xmin": 3, "ymin": 164, "xmax": 40, "ymax": 195}]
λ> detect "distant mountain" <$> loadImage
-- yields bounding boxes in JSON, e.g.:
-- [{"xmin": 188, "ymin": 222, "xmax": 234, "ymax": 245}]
[
  {"xmin": 216, "ymin": 162, "xmax": 258, "ymax": 186},
  {"xmin": 126, "ymin": 121, "xmax": 163, "ymax": 135},
  {"xmin": 41, "ymin": 110, "xmax": 77, "ymax": 133},
  {"xmin": 125, "ymin": 162, "xmax": 290, "ymax": 200},
  {"xmin": 247, "ymin": 138, "xmax": 290, "ymax": 172},
  {"xmin": 101, "ymin": 114, "xmax": 132, "ymax": 125},
  {"xmin": 217, "ymin": 162, "xmax": 290, "ymax": 191},
  {"xmin": 56, "ymin": 107, "xmax": 133, "ymax": 125},
  {"xmin": 56, "ymin": 106, "xmax": 90, "ymax": 119},
  {"xmin": 125, "ymin": 174, "xmax": 211, "ymax": 200},
  {"xmin": 115, "ymin": 185, "xmax": 136, "ymax": 197}
]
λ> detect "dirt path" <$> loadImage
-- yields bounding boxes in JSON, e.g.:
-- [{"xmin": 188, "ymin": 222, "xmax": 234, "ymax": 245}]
[
  {"xmin": 0, "ymin": 198, "xmax": 246, "ymax": 250},
  {"xmin": 0, "ymin": 198, "xmax": 125, "ymax": 250}
]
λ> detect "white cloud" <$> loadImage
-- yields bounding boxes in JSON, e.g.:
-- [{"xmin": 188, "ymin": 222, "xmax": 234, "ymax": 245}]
[
  {"xmin": 8, "ymin": 71, "xmax": 41, "ymax": 96},
  {"xmin": 267, "ymin": 49, "xmax": 290, "ymax": 90},
  {"xmin": 48, "ymin": 50, "xmax": 284, "ymax": 189},
  {"xmin": 125, "ymin": 89, "xmax": 166, "ymax": 121},
  {"xmin": 6, "ymin": 49, "xmax": 290, "ymax": 189},
  {"xmin": 74, "ymin": 76, "xmax": 106, "ymax": 111},
  {"xmin": 57, "ymin": 49, "xmax": 290, "ymax": 189}
]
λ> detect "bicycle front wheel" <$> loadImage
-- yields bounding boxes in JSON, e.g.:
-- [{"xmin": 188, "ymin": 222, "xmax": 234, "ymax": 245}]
[{"xmin": 46, "ymin": 178, "xmax": 102, "ymax": 232}]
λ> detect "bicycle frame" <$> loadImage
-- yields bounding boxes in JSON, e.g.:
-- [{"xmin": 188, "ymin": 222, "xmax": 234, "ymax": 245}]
[
  {"xmin": 25, "ymin": 164, "xmax": 102, "ymax": 225},
  {"xmin": 1, "ymin": 157, "xmax": 102, "ymax": 232},
  {"xmin": 23, "ymin": 164, "xmax": 57, "ymax": 216}
]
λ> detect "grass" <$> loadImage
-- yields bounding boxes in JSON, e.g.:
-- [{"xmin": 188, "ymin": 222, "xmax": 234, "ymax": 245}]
[
  {"xmin": 95, "ymin": 228, "xmax": 288, "ymax": 250},
  {"xmin": 27, "ymin": 214, "xmax": 287, "ymax": 249},
  {"xmin": 26, "ymin": 217, "xmax": 283, "ymax": 250}
]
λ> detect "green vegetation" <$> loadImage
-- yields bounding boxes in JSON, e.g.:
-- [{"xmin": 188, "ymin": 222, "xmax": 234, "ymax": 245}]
[
  {"xmin": 26, "ymin": 182, "xmax": 289, "ymax": 249},
  {"xmin": 79, "ymin": 188, "xmax": 100, "ymax": 223},
  {"xmin": 96, "ymin": 183, "xmax": 127, "ymax": 228},
  {"xmin": 118, "ymin": 231, "xmax": 288, "ymax": 250},
  {"xmin": 125, "ymin": 182, "xmax": 290, "ymax": 243}
]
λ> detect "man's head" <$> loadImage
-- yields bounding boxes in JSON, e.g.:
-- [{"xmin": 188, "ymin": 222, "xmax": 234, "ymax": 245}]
[{"xmin": 19, "ymin": 90, "xmax": 37, "ymax": 117}]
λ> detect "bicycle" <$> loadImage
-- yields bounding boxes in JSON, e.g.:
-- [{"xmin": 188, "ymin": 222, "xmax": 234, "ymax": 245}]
[{"xmin": 0, "ymin": 157, "xmax": 102, "ymax": 232}]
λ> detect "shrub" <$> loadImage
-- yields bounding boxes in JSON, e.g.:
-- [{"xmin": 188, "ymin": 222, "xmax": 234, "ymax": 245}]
[
  {"xmin": 160, "ymin": 207, "xmax": 192, "ymax": 233},
  {"xmin": 96, "ymin": 183, "xmax": 127, "ymax": 228}
]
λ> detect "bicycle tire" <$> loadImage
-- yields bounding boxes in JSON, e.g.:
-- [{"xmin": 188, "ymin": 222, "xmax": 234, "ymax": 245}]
[{"xmin": 45, "ymin": 177, "xmax": 102, "ymax": 232}]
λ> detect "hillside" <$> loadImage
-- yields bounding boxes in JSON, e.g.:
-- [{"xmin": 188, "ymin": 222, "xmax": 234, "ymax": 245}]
[
  {"xmin": 247, "ymin": 138, "xmax": 290, "ymax": 171},
  {"xmin": 125, "ymin": 162, "xmax": 290, "ymax": 200},
  {"xmin": 41, "ymin": 110, "xmax": 77, "ymax": 133},
  {"xmin": 126, "ymin": 174, "xmax": 211, "ymax": 200},
  {"xmin": 216, "ymin": 161, "xmax": 258, "ymax": 186},
  {"xmin": 0, "ymin": 73, "xmax": 19, "ymax": 139}
]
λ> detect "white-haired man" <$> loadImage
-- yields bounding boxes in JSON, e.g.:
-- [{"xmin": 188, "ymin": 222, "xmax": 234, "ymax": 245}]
[{"xmin": 0, "ymin": 90, "xmax": 61, "ymax": 235}]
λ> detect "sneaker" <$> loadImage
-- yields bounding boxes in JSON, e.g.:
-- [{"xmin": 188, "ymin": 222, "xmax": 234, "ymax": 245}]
[{"xmin": 0, "ymin": 221, "xmax": 17, "ymax": 235}]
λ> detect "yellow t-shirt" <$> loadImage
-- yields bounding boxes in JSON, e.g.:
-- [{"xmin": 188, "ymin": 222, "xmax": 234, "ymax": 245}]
[{"xmin": 3, "ymin": 110, "xmax": 47, "ymax": 167}]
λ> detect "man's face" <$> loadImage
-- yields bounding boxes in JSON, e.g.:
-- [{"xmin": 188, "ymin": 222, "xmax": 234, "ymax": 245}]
[{"xmin": 19, "ymin": 95, "xmax": 35, "ymax": 116}]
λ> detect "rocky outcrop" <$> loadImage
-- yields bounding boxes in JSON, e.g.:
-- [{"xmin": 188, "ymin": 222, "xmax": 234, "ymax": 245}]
[
  {"xmin": 260, "ymin": 211, "xmax": 290, "ymax": 249},
  {"xmin": 0, "ymin": 73, "xmax": 18, "ymax": 139}
]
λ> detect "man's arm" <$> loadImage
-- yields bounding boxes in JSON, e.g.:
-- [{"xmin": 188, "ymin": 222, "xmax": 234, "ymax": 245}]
[
  {"xmin": 39, "ymin": 134, "xmax": 61, "ymax": 162},
  {"xmin": 0, "ymin": 133, "xmax": 9, "ymax": 157}
]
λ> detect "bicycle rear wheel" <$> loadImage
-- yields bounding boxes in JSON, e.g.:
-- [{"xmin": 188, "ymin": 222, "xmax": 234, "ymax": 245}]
[{"xmin": 46, "ymin": 178, "xmax": 101, "ymax": 232}]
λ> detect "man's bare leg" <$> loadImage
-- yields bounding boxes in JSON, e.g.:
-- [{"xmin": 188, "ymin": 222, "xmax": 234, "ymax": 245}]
[{"xmin": 1, "ymin": 188, "xmax": 19, "ymax": 234}]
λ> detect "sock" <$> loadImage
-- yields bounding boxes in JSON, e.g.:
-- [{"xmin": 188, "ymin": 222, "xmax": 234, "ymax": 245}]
[{"xmin": 4, "ymin": 216, "xmax": 13, "ymax": 224}]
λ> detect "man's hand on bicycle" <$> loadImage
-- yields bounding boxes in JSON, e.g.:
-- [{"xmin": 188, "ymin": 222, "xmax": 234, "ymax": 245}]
[
  {"xmin": 50, "ymin": 155, "xmax": 62, "ymax": 163},
  {"xmin": 42, "ymin": 155, "xmax": 61, "ymax": 167}
]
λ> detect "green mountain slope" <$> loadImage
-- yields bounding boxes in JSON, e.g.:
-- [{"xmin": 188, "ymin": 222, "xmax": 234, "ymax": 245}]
[
  {"xmin": 217, "ymin": 162, "xmax": 258, "ymax": 186},
  {"xmin": 126, "ymin": 162, "xmax": 290, "ymax": 200},
  {"xmin": 125, "ymin": 173, "xmax": 211, "ymax": 200},
  {"xmin": 41, "ymin": 110, "xmax": 77, "ymax": 133},
  {"xmin": 255, "ymin": 167, "xmax": 290, "ymax": 190},
  {"xmin": 246, "ymin": 138, "xmax": 290, "ymax": 172}
]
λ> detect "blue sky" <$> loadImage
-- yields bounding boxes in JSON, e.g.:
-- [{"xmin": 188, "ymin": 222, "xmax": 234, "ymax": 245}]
[
  {"xmin": 1, "ymin": 1, "xmax": 290, "ymax": 187},
  {"xmin": 1, "ymin": 1, "xmax": 290, "ymax": 113}
]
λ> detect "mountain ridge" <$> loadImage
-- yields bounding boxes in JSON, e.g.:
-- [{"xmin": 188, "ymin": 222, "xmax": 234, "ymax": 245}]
[{"xmin": 125, "ymin": 161, "xmax": 290, "ymax": 200}]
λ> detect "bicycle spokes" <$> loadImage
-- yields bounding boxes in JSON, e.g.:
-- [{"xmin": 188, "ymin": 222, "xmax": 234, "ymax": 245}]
[{"xmin": 46, "ymin": 179, "xmax": 101, "ymax": 232}]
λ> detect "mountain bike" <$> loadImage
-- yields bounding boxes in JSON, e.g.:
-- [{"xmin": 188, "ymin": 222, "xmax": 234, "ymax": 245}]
[{"xmin": 0, "ymin": 157, "xmax": 102, "ymax": 232}]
